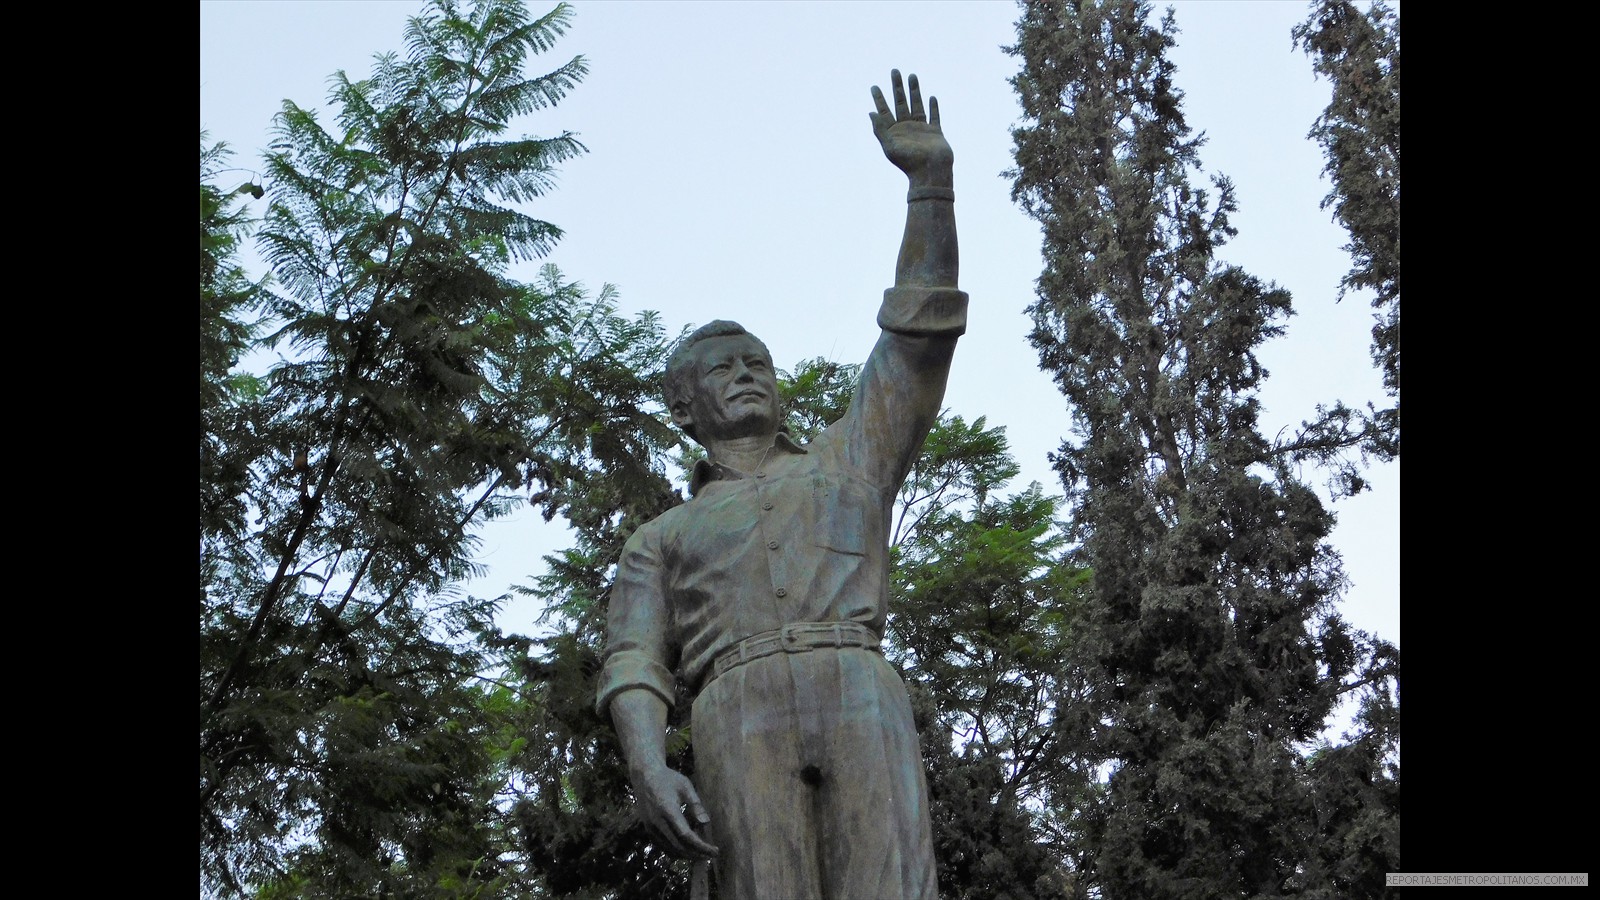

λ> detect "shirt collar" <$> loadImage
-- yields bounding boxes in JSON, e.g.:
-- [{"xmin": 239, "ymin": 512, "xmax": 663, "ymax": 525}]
[{"xmin": 688, "ymin": 431, "xmax": 808, "ymax": 497}]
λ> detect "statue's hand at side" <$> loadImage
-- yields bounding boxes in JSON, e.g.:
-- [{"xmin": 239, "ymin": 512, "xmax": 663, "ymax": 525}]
[
  {"xmin": 632, "ymin": 764, "xmax": 719, "ymax": 859},
  {"xmin": 870, "ymin": 70, "xmax": 953, "ymax": 185}
]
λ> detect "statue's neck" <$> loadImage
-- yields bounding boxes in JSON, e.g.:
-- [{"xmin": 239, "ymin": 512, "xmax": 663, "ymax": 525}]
[{"xmin": 707, "ymin": 434, "xmax": 778, "ymax": 476}]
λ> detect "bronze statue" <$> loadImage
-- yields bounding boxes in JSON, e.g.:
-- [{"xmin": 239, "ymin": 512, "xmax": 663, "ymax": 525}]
[{"xmin": 597, "ymin": 70, "xmax": 963, "ymax": 899}]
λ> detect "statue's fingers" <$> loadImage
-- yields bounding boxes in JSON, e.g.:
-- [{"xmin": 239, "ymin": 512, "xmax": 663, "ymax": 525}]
[
  {"xmin": 870, "ymin": 106, "xmax": 892, "ymax": 142},
  {"xmin": 871, "ymin": 84, "xmax": 893, "ymax": 119},
  {"xmin": 645, "ymin": 808, "xmax": 683, "ymax": 854},
  {"xmin": 929, "ymin": 96, "xmax": 941, "ymax": 128},
  {"xmin": 678, "ymin": 780, "xmax": 711, "ymax": 826},
  {"xmin": 686, "ymin": 831, "xmax": 720, "ymax": 858},
  {"xmin": 651, "ymin": 810, "xmax": 690, "ymax": 854},
  {"xmin": 687, "ymin": 798, "xmax": 710, "ymax": 826},
  {"xmin": 908, "ymin": 73, "xmax": 926, "ymax": 121},
  {"xmin": 667, "ymin": 816, "xmax": 697, "ymax": 851},
  {"xmin": 666, "ymin": 810, "xmax": 719, "ymax": 858},
  {"xmin": 891, "ymin": 69, "xmax": 909, "ymax": 119}
]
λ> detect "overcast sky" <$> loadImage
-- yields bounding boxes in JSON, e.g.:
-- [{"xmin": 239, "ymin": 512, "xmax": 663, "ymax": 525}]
[{"xmin": 200, "ymin": 0, "xmax": 1399, "ymax": 653}]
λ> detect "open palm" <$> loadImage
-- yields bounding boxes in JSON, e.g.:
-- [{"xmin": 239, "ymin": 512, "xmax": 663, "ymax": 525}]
[{"xmin": 870, "ymin": 70, "xmax": 953, "ymax": 180}]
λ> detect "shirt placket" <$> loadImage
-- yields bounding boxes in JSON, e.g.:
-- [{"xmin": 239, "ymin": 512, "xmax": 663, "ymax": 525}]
[{"xmin": 751, "ymin": 470, "xmax": 793, "ymax": 613}]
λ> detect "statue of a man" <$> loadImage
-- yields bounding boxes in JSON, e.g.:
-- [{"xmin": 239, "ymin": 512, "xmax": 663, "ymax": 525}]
[{"xmin": 596, "ymin": 70, "xmax": 963, "ymax": 899}]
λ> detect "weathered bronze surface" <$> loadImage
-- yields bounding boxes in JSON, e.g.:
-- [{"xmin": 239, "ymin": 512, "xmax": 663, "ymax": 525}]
[{"xmin": 597, "ymin": 70, "xmax": 964, "ymax": 900}]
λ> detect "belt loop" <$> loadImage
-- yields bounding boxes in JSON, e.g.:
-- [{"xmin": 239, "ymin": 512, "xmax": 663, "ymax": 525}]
[{"xmin": 780, "ymin": 623, "xmax": 806, "ymax": 652}]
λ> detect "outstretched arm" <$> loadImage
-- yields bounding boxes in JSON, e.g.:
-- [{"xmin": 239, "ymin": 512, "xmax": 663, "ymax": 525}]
[
  {"xmin": 870, "ymin": 70, "xmax": 958, "ymax": 290},
  {"xmin": 851, "ymin": 71, "xmax": 966, "ymax": 489}
]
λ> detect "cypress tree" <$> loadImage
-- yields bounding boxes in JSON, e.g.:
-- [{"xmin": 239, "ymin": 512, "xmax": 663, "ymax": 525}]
[
  {"xmin": 1007, "ymin": 1, "xmax": 1398, "ymax": 895},
  {"xmin": 1294, "ymin": 0, "xmax": 1400, "ymax": 459}
]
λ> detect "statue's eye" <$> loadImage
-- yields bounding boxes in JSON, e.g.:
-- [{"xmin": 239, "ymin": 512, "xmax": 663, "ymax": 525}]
[{"xmin": 709, "ymin": 364, "xmax": 730, "ymax": 375}]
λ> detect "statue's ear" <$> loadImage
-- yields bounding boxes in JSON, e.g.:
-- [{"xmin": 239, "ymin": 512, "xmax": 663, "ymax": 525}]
[{"xmin": 670, "ymin": 401, "xmax": 694, "ymax": 430}]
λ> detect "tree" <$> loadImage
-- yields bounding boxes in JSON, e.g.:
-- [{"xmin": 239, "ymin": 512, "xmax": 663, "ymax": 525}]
[
  {"xmin": 1294, "ymin": 0, "xmax": 1400, "ymax": 459},
  {"xmin": 1007, "ymin": 1, "xmax": 1399, "ymax": 895},
  {"xmin": 199, "ymin": 3, "xmax": 682, "ymax": 895},
  {"xmin": 892, "ymin": 474, "xmax": 1093, "ymax": 900},
  {"xmin": 201, "ymin": 135, "xmax": 267, "ymax": 550},
  {"xmin": 1299, "ymin": 634, "xmax": 1400, "ymax": 897}
]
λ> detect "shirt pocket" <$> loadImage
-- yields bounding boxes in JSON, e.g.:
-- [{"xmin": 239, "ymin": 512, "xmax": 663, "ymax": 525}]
[{"xmin": 810, "ymin": 474, "xmax": 872, "ymax": 557}]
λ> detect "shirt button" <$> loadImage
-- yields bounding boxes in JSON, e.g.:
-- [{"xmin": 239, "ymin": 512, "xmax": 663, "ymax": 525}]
[
  {"xmin": 762, "ymin": 502, "xmax": 773, "ymax": 510},
  {"xmin": 775, "ymin": 588, "xmax": 787, "ymax": 598},
  {"xmin": 767, "ymin": 540, "xmax": 779, "ymax": 550}
]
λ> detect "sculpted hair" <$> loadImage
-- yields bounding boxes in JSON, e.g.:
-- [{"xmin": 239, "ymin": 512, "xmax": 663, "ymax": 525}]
[{"xmin": 664, "ymin": 320, "xmax": 772, "ymax": 442}]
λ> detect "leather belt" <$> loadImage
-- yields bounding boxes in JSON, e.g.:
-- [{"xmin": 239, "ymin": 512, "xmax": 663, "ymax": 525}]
[{"xmin": 707, "ymin": 621, "xmax": 881, "ymax": 686}]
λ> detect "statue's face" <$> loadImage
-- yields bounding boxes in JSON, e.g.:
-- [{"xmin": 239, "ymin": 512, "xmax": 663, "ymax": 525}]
[{"xmin": 674, "ymin": 333, "xmax": 780, "ymax": 443}]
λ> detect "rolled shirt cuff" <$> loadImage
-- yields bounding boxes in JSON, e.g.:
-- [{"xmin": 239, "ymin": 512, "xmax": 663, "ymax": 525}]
[
  {"xmin": 594, "ymin": 649, "xmax": 677, "ymax": 717},
  {"xmin": 877, "ymin": 286, "xmax": 968, "ymax": 337}
]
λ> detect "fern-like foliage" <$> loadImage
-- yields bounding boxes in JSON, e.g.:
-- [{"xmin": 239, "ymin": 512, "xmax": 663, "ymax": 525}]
[{"xmin": 200, "ymin": 4, "xmax": 682, "ymax": 896}]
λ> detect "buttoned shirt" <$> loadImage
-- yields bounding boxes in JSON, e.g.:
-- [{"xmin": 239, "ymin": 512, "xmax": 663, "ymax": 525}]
[{"xmin": 596, "ymin": 285, "xmax": 968, "ymax": 715}]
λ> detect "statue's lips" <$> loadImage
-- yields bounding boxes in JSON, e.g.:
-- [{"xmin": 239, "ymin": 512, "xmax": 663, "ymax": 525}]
[{"xmin": 725, "ymin": 390, "xmax": 767, "ymax": 403}]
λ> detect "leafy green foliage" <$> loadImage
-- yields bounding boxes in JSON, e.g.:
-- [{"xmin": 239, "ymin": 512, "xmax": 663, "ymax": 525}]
[
  {"xmin": 499, "ymin": 471, "xmax": 693, "ymax": 900},
  {"xmin": 1294, "ymin": 0, "xmax": 1400, "ymax": 458},
  {"xmin": 199, "ymin": 3, "xmax": 683, "ymax": 895},
  {"xmin": 1007, "ymin": 1, "xmax": 1399, "ymax": 895},
  {"xmin": 894, "ymin": 413, "xmax": 1021, "ymax": 543},
  {"xmin": 201, "ymin": 135, "xmax": 268, "ymax": 545},
  {"xmin": 779, "ymin": 356, "xmax": 859, "ymax": 440},
  {"xmin": 893, "ymin": 480, "xmax": 1092, "ymax": 899},
  {"xmin": 1300, "ymin": 627, "xmax": 1400, "ymax": 896}
]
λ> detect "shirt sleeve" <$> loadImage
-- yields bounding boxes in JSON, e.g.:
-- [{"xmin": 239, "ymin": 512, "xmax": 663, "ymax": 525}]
[
  {"xmin": 594, "ymin": 523, "xmax": 677, "ymax": 717},
  {"xmin": 876, "ymin": 285, "xmax": 968, "ymax": 337},
  {"xmin": 826, "ymin": 285, "xmax": 968, "ymax": 491}
]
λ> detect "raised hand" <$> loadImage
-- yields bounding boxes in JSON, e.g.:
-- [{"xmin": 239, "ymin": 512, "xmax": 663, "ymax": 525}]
[{"xmin": 869, "ymin": 70, "xmax": 953, "ymax": 184}]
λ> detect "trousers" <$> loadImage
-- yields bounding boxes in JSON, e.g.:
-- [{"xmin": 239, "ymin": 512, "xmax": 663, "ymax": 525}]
[{"xmin": 690, "ymin": 644, "xmax": 938, "ymax": 900}]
